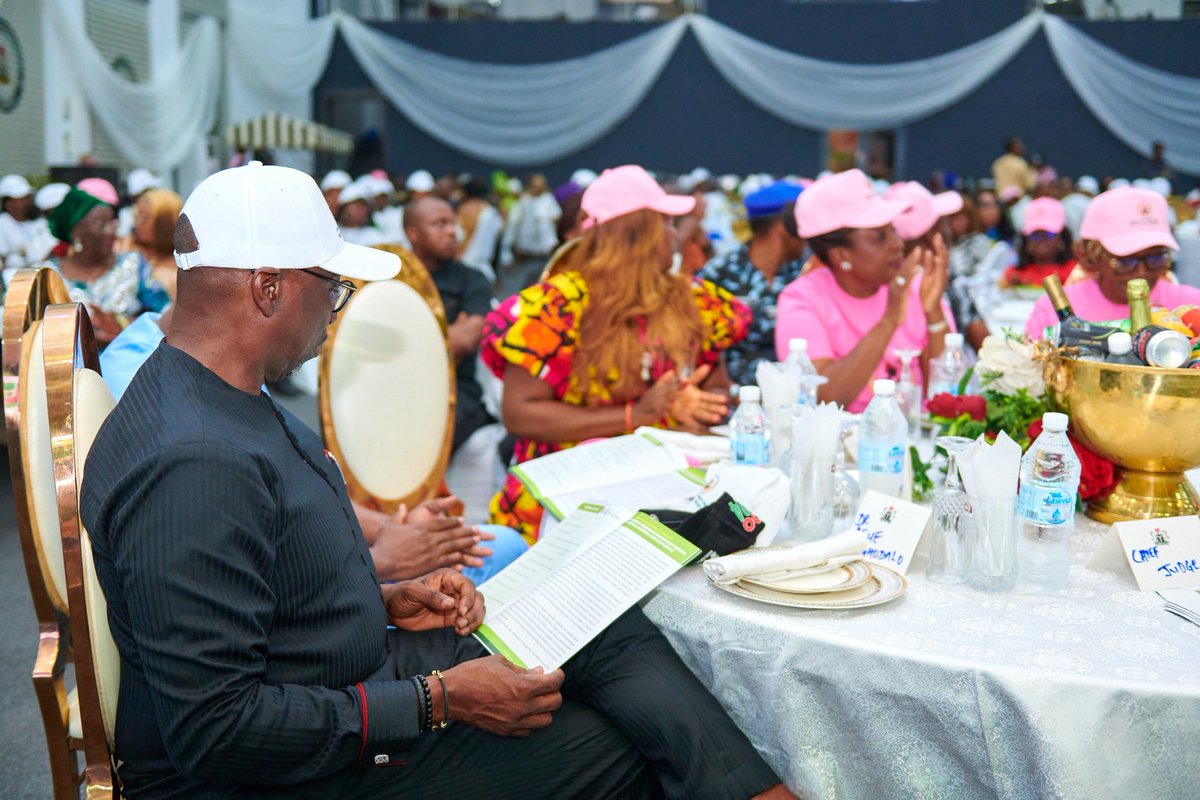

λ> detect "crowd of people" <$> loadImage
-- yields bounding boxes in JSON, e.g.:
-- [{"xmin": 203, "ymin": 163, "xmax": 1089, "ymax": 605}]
[{"xmin": 2, "ymin": 139, "xmax": 1199, "ymax": 797}]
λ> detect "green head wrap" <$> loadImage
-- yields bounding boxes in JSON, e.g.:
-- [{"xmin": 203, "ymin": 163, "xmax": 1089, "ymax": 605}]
[{"xmin": 48, "ymin": 187, "xmax": 110, "ymax": 244}]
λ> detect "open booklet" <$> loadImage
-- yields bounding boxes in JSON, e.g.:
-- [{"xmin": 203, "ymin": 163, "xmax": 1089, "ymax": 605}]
[
  {"xmin": 510, "ymin": 432, "xmax": 708, "ymax": 521},
  {"xmin": 474, "ymin": 503, "xmax": 700, "ymax": 671}
]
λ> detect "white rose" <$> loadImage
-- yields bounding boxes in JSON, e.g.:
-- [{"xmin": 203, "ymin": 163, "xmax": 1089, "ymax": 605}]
[{"xmin": 977, "ymin": 335, "xmax": 1045, "ymax": 397}]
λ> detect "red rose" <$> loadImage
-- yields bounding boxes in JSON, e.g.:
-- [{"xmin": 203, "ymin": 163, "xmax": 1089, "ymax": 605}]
[
  {"xmin": 1025, "ymin": 420, "xmax": 1118, "ymax": 501},
  {"xmin": 927, "ymin": 392, "xmax": 986, "ymax": 421}
]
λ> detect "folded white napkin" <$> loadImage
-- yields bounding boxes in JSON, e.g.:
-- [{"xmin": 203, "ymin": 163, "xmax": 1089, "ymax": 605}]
[
  {"xmin": 703, "ymin": 530, "xmax": 868, "ymax": 584},
  {"xmin": 635, "ymin": 427, "xmax": 730, "ymax": 464},
  {"xmin": 957, "ymin": 430, "xmax": 1021, "ymax": 500}
]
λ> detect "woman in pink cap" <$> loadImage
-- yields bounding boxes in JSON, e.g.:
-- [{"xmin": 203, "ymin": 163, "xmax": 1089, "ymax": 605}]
[
  {"xmin": 1003, "ymin": 196, "xmax": 1076, "ymax": 288},
  {"xmin": 774, "ymin": 169, "xmax": 952, "ymax": 413},
  {"xmin": 1024, "ymin": 187, "xmax": 1200, "ymax": 338},
  {"xmin": 482, "ymin": 165, "xmax": 749, "ymax": 540}
]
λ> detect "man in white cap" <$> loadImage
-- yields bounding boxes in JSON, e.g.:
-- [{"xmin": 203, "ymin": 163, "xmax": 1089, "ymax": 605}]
[
  {"xmin": 337, "ymin": 178, "xmax": 392, "ymax": 247},
  {"xmin": 0, "ymin": 174, "xmax": 36, "ymax": 272},
  {"xmin": 406, "ymin": 169, "xmax": 436, "ymax": 197},
  {"xmin": 80, "ymin": 161, "xmax": 792, "ymax": 799},
  {"xmin": 1062, "ymin": 175, "xmax": 1098, "ymax": 240}
]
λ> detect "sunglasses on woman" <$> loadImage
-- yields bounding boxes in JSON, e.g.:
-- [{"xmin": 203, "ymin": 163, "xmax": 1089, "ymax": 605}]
[
  {"xmin": 1109, "ymin": 251, "xmax": 1172, "ymax": 274},
  {"xmin": 1026, "ymin": 231, "xmax": 1059, "ymax": 242}
]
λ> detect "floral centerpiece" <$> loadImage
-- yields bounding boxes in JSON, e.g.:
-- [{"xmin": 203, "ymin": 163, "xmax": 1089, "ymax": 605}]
[{"xmin": 911, "ymin": 333, "xmax": 1118, "ymax": 502}]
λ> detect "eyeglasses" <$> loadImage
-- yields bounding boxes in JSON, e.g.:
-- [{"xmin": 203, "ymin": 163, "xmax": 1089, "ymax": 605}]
[
  {"xmin": 299, "ymin": 268, "xmax": 357, "ymax": 312},
  {"xmin": 1026, "ymin": 231, "xmax": 1059, "ymax": 242},
  {"xmin": 1109, "ymin": 251, "xmax": 1172, "ymax": 274}
]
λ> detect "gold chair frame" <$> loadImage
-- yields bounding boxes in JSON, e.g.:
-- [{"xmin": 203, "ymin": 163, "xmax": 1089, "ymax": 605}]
[
  {"xmin": 317, "ymin": 245, "xmax": 456, "ymax": 513},
  {"xmin": 1, "ymin": 269, "xmax": 83, "ymax": 799},
  {"xmin": 45, "ymin": 302, "xmax": 119, "ymax": 799}
]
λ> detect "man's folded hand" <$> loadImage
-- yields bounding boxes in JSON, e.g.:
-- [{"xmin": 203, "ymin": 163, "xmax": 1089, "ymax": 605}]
[{"xmin": 385, "ymin": 569, "xmax": 484, "ymax": 635}]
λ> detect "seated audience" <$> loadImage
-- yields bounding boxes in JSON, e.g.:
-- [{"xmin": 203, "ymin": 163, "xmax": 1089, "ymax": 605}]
[
  {"xmin": 697, "ymin": 181, "xmax": 806, "ymax": 386},
  {"xmin": 888, "ymin": 182, "xmax": 988, "ymax": 351},
  {"xmin": 456, "ymin": 176, "xmax": 503, "ymax": 284},
  {"xmin": 404, "ymin": 196, "xmax": 496, "ymax": 455},
  {"xmin": 774, "ymin": 169, "xmax": 952, "ymax": 412},
  {"xmin": 80, "ymin": 161, "xmax": 790, "ymax": 799},
  {"xmin": 1003, "ymin": 197, "xmax": 1076, "ymax": 288},
  {"xmin": 0, "ymin": 174, "xmax": 36, "ymax": 272},
  {"xmin": 1025, "ymin": 186, "xmax": 1200, "ymax": 338},
  {"xmin": 117, "ymin": 168, "xmax": 163, "ymax": 239},
  {"xmin": 124, "ymin": 188, "xmax": 184, "ymax": 300},
  {"xmin": 483, "ymin": 165, "xmax": 748, "ymax": 541},
  {"xmin": 975, "ymin": 187, "xmax": 1015, "ymax": 243},
  {"xmin": 45, "ymin": 187, "xmax": 169, "ymax": 345},
  {"xmin": 337, "ymin": 179, "xmax": 390, "ymax": 247}
]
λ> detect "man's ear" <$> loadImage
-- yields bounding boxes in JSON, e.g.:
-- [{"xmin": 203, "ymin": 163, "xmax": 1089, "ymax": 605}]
[{"xmin": 250, "ymin": 270, "xmax": 282, "ymax": 317}]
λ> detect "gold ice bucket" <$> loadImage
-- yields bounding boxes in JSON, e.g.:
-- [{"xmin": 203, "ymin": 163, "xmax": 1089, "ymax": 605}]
[{"xmin": 1050, "ymin": 357, "xmax": 1200, "ymax": 523}]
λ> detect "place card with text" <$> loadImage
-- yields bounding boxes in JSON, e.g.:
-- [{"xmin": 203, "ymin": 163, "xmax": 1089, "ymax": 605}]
[
  {"xmin": 1088, "ymin": 515, "xmax": 1200, "ymax": 591},
  {"xmin": 852, "ymin": 490, "xmax": 932, "ymax": 575}
]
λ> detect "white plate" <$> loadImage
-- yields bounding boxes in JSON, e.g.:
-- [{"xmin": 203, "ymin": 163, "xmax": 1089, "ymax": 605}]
[
  {"xmin": 741, "ymin": 560, "xmax": 873, "ymax": 594},
  {"xmin": 712, "ymin": 563, "xmax": 907, "ymax": 610}
]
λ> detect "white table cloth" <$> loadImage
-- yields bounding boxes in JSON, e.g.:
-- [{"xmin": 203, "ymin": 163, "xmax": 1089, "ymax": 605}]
[{"xmin": 643, "ymin": 515, "xmax": 1200, "ymax": 799}]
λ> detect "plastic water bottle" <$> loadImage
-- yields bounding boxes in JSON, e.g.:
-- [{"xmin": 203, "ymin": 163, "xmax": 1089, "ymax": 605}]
[
  {"xmin": 858, "ymin": 379, "xmax": 908, "ymax": 498},
  {"xmin": 730, "ymin": 385, "xmax": 770, "ymax": 466},
  {"xmin": 1016, "ymin": 412, "xmax": 1081, "ymax": 592},
  {"xmin": 928, "ymin": 332, "xmax": 968, "ymax": 397}
]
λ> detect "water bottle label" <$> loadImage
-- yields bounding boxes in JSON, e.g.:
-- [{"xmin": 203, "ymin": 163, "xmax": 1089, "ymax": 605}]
[
  {"xmin": 1017, "ymin": 485, "xmax": 1076, "ymax": 526},
  {"xmin": 733, "ymin": 434, "xmax": 769, "ymax": 466},
  {"xmin": 858, "ymin": 442, "xmax": 905, "ymax": 474}
]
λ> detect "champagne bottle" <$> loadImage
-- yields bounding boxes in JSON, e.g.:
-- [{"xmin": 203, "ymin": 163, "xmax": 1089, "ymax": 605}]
[
  {"xmin": 1044, "ymin": 274, "xmax": 1074, "ymax": 322},
  {"xmin": 1128, "ymin": 278, "xmax": 1152, "ymax": 333}
]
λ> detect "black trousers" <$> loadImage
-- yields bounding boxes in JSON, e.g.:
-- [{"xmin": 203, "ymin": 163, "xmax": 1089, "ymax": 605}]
[{"xmin": 239, "ymin": 608, "xmax": 779, "ymax": 800}]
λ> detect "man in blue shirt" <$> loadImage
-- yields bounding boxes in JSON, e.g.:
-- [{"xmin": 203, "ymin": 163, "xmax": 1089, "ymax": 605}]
[{"xmin": 697, "ymin": 182, "xmax": 807, "ymax": 386}]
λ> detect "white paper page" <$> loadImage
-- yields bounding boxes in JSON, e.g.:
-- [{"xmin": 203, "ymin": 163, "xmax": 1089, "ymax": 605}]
[
  {"xmin": 474, "ymin": 508, "xmax": 698, "ymax": 670},
  {"xmin": 479, "ymin": 504, "xmax": 627, "ymax": 617},
  {"xmin": 542, "ymin": 469, "xmax": 704, "ymax": 520},
  {"xmin": 509, "ymin": 433, "xmax": 688, "ymax": 503}
]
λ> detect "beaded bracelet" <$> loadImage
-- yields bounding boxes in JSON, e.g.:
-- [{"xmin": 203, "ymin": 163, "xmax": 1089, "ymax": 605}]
[
  {"xmin": 415, "ymin": 674, "xmax": 433, "ymax": 733},
  {"xmin": 431, "ymin": 670, "xmax": 449, "ymax": 730}
]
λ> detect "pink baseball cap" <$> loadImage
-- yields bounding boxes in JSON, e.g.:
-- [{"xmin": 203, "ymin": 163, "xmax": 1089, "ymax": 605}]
[
  {"xmin": 76, "ymin": 177, "xmax": 119, "ymax": 206},
  {"xmin": 581, "ymin": 165, "xmax": 694, "ymax": 228},
  {"xmin": 1022, "ymin": 197, "xmax": 1065, "ymax": 236},
  {"xmin": 1079, "ymin": 187, "xmax": 1178, "ymax": 256},
  {"xmin": 883, "ymin": 182, "xmax": 961, "ymax": 241},
  {"xmin": 794, "ymin": 169, "xmax": 908, "ymax": 239}
]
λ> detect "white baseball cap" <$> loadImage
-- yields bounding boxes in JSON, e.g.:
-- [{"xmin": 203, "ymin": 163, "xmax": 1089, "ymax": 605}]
[
  {"xmin": 174, "ymin": 161, "xmax": 400, "ymax": 282},
  {"xmin": 35, "ymin": 183, "xmax": 70, "ymax": 212},
  {"xmin": 127, "ymin": 168, "xmax": 162, "ymax": 197},
  {"xmin": 406, "ymin": 170, "xmax": 435, "ymax": 193},
  {"xmin": 337, "ymin": 178, "xmax": 373, "ymax": 206},
  {"xmin": 320, "ymin": 169, "xmax": 352, "ymax": 192},
  {"xmin": 0, "ymin": 174, "xmax": 32, "ymax": 199},
  {"xmin": 570, "ymin": 168, "xmax": 598, "ymax": 188}
]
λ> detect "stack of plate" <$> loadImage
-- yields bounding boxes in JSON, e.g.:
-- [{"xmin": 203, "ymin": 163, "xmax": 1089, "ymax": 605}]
[{"xmin": 710, "ymin": 547, "xmax": 907, "ymax": 610}]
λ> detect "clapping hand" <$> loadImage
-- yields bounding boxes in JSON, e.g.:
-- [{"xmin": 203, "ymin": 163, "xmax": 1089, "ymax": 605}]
[
  {"xmin": 917, "ymin": 233, "xmax": 950, "ymax": 317},
  {"xmin": 669, "ymin": 364, "xmax": 729, "ymax": 432}
]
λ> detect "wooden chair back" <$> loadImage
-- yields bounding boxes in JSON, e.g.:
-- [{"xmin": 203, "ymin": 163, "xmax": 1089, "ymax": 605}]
[
  {"xmin": 1, "ymin": 268, "xmax": 83, "ymax": 798},
  {"xmin": 318, "ymin": 245, "xmax": 455, "ymax": 513},
  {"xmin": 45, "ymin": 302, "xmax": 121, "ymax": 798}
]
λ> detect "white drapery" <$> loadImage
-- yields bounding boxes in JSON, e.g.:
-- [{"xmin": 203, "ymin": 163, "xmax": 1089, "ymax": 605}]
[
  {"xmin": 689, "ymin": 13, "xmax": 1042, "ymax": 130},
  {"xmin": 44, "ymin": 0, "xmax": 221, "ymax": 177},
  {"xmin": 334, "ymin": 13, "xmax": 688, "ymax": 165},
  {"xmin": 1044, "ymin": 14, "xmax": 1200, "ymax": 175}
]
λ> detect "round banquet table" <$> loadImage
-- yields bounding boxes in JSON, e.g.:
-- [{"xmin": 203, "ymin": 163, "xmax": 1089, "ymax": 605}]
[{"xmin": 642, "ymin": 514, "xmax": 1200, "ymax": 800}]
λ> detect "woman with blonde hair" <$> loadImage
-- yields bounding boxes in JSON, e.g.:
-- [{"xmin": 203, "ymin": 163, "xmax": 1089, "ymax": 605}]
[
  {"xmin": 483, "ymin": 165, "xmax": 749, "ymax": 540},
  {"xmin": 128, "ymin": 187, "xmax": 183, "ymax": 299}
]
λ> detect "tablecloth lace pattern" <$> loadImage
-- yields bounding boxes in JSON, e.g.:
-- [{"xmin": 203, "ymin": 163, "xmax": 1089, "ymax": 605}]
[{"xmin": 643, "ymin": 515, "xmax": 1200, "ymax": 800}]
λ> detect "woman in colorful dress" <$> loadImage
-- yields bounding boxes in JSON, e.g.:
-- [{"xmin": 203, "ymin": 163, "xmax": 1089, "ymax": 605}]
[
  {"xmin": 45, "ymin": 187, "xmax": 169, "ymax": 346},
  {"xmin": 482, "ymin": 165, "xmax": 749, "ymax": 541}
]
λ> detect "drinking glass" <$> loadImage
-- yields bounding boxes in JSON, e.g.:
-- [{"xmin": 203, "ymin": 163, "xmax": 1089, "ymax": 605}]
[
  {"xmin": 893, "ymin": 348, "xmax": 923, "ymax": 443},
  {"xmin": 831, "ymin": 414, "xmax": 860, "ymax": 531},
  {"xmin": 926, "ymin": 436, "xmax": 974, "ymax": 583},
  {"xmin": 968, "ymin": 497, "xmax": 1019, "ymax": 592},
  {"xmin": 790, "ymin": 457, "xmax": 835, "ymax": 542}
]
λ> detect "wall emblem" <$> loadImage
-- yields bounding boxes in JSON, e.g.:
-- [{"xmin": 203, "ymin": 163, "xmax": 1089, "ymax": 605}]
[{"xmin": 0, "ymin": 17, "xmax": 25, "ymax": 114}]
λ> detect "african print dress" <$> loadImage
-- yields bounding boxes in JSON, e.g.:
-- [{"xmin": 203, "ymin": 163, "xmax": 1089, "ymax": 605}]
[{"xmin": 481, "ymin": 270, "xmax": 749, "ymax": 542}]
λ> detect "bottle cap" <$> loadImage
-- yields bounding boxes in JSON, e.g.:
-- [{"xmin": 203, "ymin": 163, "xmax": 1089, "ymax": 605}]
[
  {"xmin": 944, "ymin": 332, "xmax": 964, "ymax": 348},
  {"xmin": 1043, "ymin": 411, "xmax": 1069, "ymax": 432},
  {"xmin": 873, "ymin": 379, "xmax": 896, "ymax": 396},
  {"xmin": 738, "ymin": 385, "xmax": 761, "ymax": 403},
  {"xmin": 1107, "ymin": 331, "xmax": 1133, "ymax": 355},
  {"xmin": 788, "ymin": 338, "xmax": 808, "ymax": 354}
]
